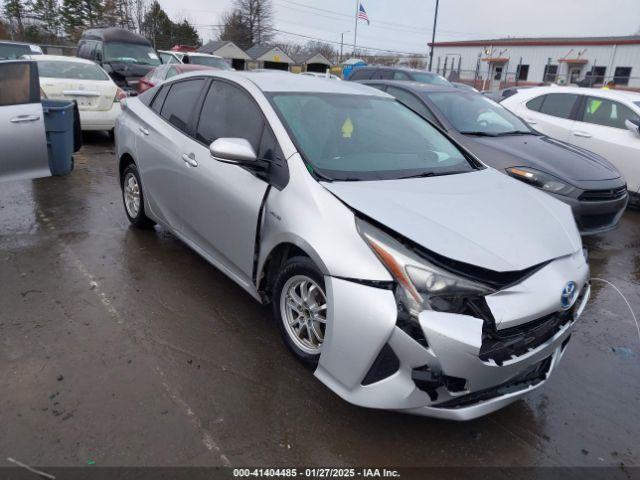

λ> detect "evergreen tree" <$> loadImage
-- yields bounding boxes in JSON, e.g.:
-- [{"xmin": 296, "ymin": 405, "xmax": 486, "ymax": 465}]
[
  {"xmin": 29, "ymin": 0, "xmax": 61, "ymax": 41},
  {"xmin": 60, "ymin": 0, "xmax": 103, "ymax": 40},
  {"xmin": 3, "ymin": 0, "xmax": 27, "ymax": 39}
]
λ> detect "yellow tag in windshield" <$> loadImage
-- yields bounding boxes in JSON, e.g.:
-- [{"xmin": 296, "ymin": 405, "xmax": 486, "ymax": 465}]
[{"xmin": 342, "ymin": 117, "xmax": 354, "ymax": 138}]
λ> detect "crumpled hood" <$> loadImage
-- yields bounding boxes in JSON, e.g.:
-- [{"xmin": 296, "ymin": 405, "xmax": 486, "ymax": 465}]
[
  {"xmin": 323, "ymin": 168, "xmax": 581, "ymax": 272},
  {"xmin": 454, "ymin": 133, "xmax": 620, "ymax": 183}
]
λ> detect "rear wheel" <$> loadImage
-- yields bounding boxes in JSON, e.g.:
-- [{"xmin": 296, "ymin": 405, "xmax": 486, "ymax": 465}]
[
  {"xmin": 121, "ymin": 163, "xmax": 155, "ymax": 228},
  {"xmin": 272, "ymin": 257, "xmax": 328, "ymax": 365}
]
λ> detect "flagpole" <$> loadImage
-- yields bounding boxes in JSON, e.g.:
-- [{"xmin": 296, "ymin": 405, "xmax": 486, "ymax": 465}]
[{"xmin": 353, "ymin": 0, "xmax": 359, "ymax": 56}]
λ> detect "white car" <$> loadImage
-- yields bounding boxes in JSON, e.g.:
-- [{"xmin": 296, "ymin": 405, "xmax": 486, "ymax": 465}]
[
  {"xmin": 157, "ymin": 50, "xmax": 232, "ymax": 70},
  {"xmin": 501, "ymin": 86, "xmax": 640, "ymax": 203},
  {"xmin": 24, "ymin": 54, "xmax": 125, "ymax": 134}
]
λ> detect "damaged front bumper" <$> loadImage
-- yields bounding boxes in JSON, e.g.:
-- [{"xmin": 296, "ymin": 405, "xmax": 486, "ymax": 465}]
[{"xmin": 315, "ymin": 250, "xmax": 590, "ymax": 421}]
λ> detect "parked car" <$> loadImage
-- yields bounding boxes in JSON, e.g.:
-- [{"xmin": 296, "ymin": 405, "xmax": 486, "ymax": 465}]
[
  {"xmin": 0, "ymin": 40, "xmax": 42, "ymax": 59},
  {"xmin": 361, "ymin": 80, "xmax": 628, "ymax": 234},
  {"xmin": 483, "ymin": 86, "xmax": 533, "ymax": 103},
  {"xmin": 501, "ymin": 86, "xmax": 640, "ymax": 204},
  {"xmin": 347, "ymin": 66, "xmax": 451, "ymax": 86},
  {"xmin": 0, "ymin": 60, "xmax": 78, "ymax": 182},
  {"xmin": 24, "ymin": 54, "xmax": 125, "ymax": 134},
  {"xmin": 116, "ymin": 71, "xmax": 590, "ymax": 420},
  {"xmin": 300, "ymin": 71, "xmax": 342, "ymax": 80},
  {"xmin": 157, "ymin": 50, "xmax": 232, "ymax": 70},
  {"xmin": 77, "ymin": 27, "xmax": 161, "ymax": 94},
  {"xmin": 137, "ymin": 64, "xmax": 215, "ymax": 94}
]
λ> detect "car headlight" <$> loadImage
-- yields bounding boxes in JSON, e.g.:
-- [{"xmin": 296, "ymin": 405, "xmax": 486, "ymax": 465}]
[
  {"xmin": 356, "ymin": 218, "xmax": 494, "ymax": 317},
  {"xmin": 506, "ymin": 166, "xmax": 575, "ymax": 196}
]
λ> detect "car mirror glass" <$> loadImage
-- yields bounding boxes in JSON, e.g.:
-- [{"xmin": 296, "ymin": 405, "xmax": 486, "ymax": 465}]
[
  {"xmin": 209, "ymin": 138, "xmax": 258, "ymax": 164},
  {"xmin": 624, "ymin": 118, "xmax": 640, "ymax": 136}
]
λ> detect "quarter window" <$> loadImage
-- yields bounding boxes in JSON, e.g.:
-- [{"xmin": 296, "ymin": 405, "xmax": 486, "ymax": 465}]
[
  {"xmin": 150, "ymin": 85, "xmax": 169, "ymax": 113},
  {"xmin": 160, "ymin": 78, "xmax": 205, "ymax": 133},
  {"xmin": 525, "ymin": 95, "xmax": 545, "ymax": 112},
  {"xmin": 581, "ymin": 97, "xmax": 640, "ymax": 130},
  {"xmin": 195, "ymin": 81, "xmax": 264, "ymax": 151}
]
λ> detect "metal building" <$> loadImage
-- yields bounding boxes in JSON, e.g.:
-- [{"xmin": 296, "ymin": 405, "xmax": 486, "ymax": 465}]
[{"xmin": 429, "ymin": 36, "xmax": 640, "ymax": 91}]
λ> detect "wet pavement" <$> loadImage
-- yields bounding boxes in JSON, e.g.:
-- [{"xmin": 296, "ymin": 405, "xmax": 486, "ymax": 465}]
[{"xmin": 1, "ymin": 135, "xmax": 639, "ymax": 468}]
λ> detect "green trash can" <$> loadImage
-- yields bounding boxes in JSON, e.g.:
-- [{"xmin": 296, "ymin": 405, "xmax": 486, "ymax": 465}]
[{"xmin": 42, "ymin": 100, "xmax": 76, "ymax": 176}]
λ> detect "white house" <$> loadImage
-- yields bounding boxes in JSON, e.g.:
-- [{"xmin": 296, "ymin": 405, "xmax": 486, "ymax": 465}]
[
  {"xmin": 198, "ymin": 40, "xmax": 251, "ymax": 70},
  {"xmin": 429, "ymin": 36, "xmax": 640, "ymax": 91}
]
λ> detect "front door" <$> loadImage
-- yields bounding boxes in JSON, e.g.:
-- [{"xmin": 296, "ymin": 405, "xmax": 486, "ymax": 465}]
[
  {"xmin": 0, "ymin": 61, "xmax": 49, "ymax": 182},
  {"xmin": 489, "ymin": 63, "xmax": 504, "ymax": 91},
  {"xmin": 181, "ymin": 80, "xmax": 270, "ymax": 289}
]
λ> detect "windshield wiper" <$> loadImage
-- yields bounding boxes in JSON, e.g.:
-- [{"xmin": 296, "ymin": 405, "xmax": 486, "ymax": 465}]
[
  {"xmin": 493, "ymin": 130, "xmax": 534, "ymax": 136},
  {"xmin": 460, "ymin": 131, "xmax": 497, "ymax": 137},
  {"xmin": 397, "ymin": 171, "xmax": 437, "ymax": 180}
]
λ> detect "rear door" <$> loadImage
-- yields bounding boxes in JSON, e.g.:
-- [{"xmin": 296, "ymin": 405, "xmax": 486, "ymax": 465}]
[
  {"xmin": 0, "ymin": 61, "xmax": 49, "ymax": 182},
  {"xmin": 570, "ymin": 95, "xmax": 640, "ymax": 192},
  {"xmin": 134, "ymin": 77, "xmax": 207, "ymax": 230},
  {"xmin": 517, "ymin": 92, "xmax": 578, "ymax": 141}
]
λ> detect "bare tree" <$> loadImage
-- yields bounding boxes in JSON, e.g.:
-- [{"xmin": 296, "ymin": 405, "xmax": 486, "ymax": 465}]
[{"xmin": 232, "ymin": 0, "xmax": 273, "ymax": 45}]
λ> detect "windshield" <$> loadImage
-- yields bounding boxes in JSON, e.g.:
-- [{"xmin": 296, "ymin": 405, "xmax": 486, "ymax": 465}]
[
  {"xmin": 0, "ymin": 43, "xmax": 32, "ymax": 59},
  {"xmin": 427, "ymin": 92, "xmax": 532, "ymax": 135},
  {"xmin": 37, "ymin": 61, "xmax": 109, "ymax": 80},
  {"xmin": 411, "ymin": 72, "xmax": 451, "ymax": 86},
  {"xmin": 270, "ymin": 93, "xmax": 478, "ymax": 181},
  {"xmin": 188, "ymin": 55, "xmax": 231, "ymax": 69},
  {"xmin": 104, "ymin": 42, "xmax": 160, "ymax": 66}
]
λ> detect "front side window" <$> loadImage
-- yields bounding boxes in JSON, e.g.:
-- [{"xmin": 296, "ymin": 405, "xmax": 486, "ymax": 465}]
[
  {"xmin": 270, "ymin": 93, "xmax": 477, "ymax": 181},
  {"xmin": 581, "ymin": 97, "xmax": 640, "ymax": 130},
  {"xmin": 196, "ymin": 81, "xmax": 264, "ymax": 151},
  {"xmin": 36, "ymin": 61, "xmax": 109, "ymax": 81},
  {"xmin": 427, "ymin": 91, "xmax": 530, "ymax": 135},
  {"xmin": 103, "ymin": 42, "xmax": 160, "ymax": 66},
  {"xmin": 160, "ymin": 78, "xmax": 205, "ymax": 132},
  {"xmin": 536, "ymin": 93, "xmax": 578, "ymax": 119}
]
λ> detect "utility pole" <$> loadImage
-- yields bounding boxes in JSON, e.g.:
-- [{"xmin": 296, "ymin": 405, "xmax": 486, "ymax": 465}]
[
  {"xmin": 353, "ymin": 0, "xmax": 359, "ymax": 56},
  {"xmin": 340, "ymin": 30, "xmax": 350, "ymax": 63},
  {"xmin": 428, "ymin": 0, "xmax": 439, "ymax": 71}
]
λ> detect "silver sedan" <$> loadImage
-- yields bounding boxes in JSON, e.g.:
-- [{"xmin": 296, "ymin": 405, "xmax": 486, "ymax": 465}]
[{"xmin": 115, "ymin": 71, "xmax": 590, "ymax": 420}]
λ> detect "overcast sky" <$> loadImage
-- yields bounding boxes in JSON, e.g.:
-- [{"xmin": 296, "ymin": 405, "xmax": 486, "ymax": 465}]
[{"xmin": 161, "ymin": 0, "xmax": 640, "ymax": 55}]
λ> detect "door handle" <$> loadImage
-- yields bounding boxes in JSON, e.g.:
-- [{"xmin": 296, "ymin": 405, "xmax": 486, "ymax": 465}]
[
  {"xmin": 182, "ymin": 153, "xmax": 198, "ymax": 167},
  {"xmin": 10, "ymin": 114, "xmax": 40, "ymax": 123},
  {"xmin": 572, "ymin": 131, "xmax": 592, "ymax": 138},
  {"xmin": 139, "ymin": 126, "xmax": 149, "ymax": 136}
]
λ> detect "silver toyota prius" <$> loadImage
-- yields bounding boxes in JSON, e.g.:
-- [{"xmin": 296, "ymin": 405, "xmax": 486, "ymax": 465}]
[{"xmin": 115, "ymin": 71, "xmax": 591, "ymax": 420}]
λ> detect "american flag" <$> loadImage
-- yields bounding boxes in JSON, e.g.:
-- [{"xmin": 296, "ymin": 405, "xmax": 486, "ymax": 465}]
[{"xmin": 358, "ymin": 2, "xmax": 370, "ymax": 25}]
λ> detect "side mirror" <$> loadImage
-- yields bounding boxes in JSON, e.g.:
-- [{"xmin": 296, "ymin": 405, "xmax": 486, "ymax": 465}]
[
  {"xmin": 210, "ymin": 138, "xmax": 258, "ymax": 164},
  {"xmin": 625, "ymin": 118, "xmax": 640, "ymax": 136}
]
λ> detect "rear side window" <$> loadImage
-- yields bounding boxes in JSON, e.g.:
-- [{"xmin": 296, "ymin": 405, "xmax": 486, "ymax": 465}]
[
  {"xmin": 0, "ymin": 42, "xmax": 32, "ymax": 59},
  {"xmin": 371, "ymin": 69, "xmax": 393, "ymax": 80},
  {"xmin": 160, "ymin": 78, "xmax": 205, "ymax": 132},
  {"xmin": 536, "ymin": 93, "xmax": 578, "ymax": 119},
  {"xmin": 0, "ymin": 62, "xmax": 39, "ymax": 106},
  {"xmin": 581, "ymin": 97, "xmax": 640, "ymax": 130},
  {"xmin": 195, "ymin": 81, "xmax": 264, "ymax": 151},
  {"xmin": 349, "ymin": 68, "xmax": 372, "ymax": 80}
]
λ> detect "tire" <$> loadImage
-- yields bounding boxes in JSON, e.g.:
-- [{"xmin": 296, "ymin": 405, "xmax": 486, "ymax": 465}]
[
  {"xmin": 108, "ymin": 128, "xmax": 115, "ymax": 141},
  {"xmin": 121, "ymin": 163, "xmax": 155, "ymax": 229},
  {"xmin": 272, "ymin": 256, "xmax": 328, "ymax": 366}
]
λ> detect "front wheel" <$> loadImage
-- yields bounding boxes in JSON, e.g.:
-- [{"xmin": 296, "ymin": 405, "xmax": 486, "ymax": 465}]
[
  {"xmin": 272, "ymin": 257, "xmax": 328, "ymax": 366},
  {"xmin": 121, "ymin": 163, "xmax": 155, "ymax": 229}
]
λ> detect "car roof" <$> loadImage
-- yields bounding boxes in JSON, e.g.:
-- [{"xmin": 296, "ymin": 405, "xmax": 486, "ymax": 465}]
[
  {"xmin": 361, "ymin": 79, "xmax": 459, "ymax": 94},
  {"xmin": 0, "ymin": 40, "xmax": 38, "ymax": 46},
  {"xmin": 158, "ymin": 50, "xmax": 224, "ymax": 60},
  {"xmin": 515, "ymin": 85, "xmax": 640, "ymax": 102},
  {"xmin": 183, "ymin": 71, "xmax": 389, "ymax": 95},
  {"xmin": 22, "ymin": 54, "xmax": 97, "ymax": 65}
]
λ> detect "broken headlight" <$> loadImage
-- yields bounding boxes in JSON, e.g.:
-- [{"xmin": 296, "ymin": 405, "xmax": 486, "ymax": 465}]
[{"xmin": 357, "ymin": 218, "xmax": 494, "ymax": 317}]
